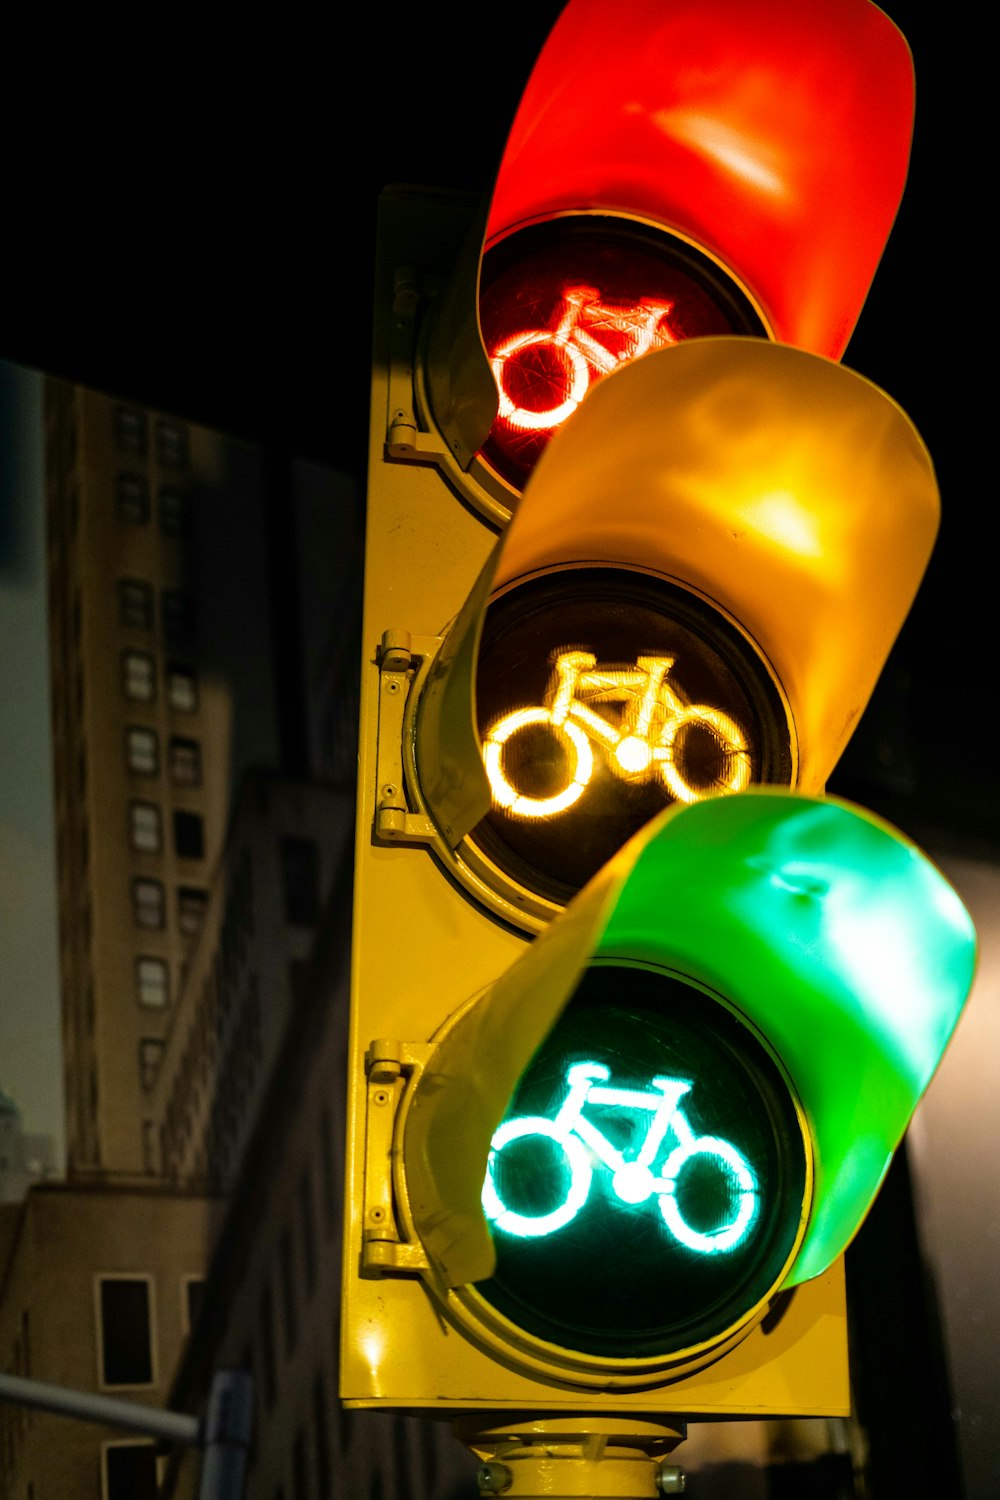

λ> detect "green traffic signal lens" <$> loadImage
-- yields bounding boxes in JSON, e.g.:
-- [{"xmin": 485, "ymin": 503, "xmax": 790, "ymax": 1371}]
[{"xmin": 475, "ymin": 962, "xmax": 809, "ymax": 1359}]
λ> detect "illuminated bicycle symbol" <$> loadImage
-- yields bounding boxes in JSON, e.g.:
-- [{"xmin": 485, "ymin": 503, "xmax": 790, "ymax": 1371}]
[
  {"xmin": 482, "ymin": 1062, "xmax": 759, "ymax": 1255},
  {"xmin": 482, "ymin": 650, "xmax": 752, "ymax": 818},
  {"xmin": 490, "ymin": 284, "xmax": 677, "ymax": 434}
]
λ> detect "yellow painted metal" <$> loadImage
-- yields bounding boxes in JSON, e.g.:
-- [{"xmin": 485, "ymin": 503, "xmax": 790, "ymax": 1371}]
[
  {"xmin": 416, "ymin": 337, "xmax": 939, "ymax": 852},
  {"xmin": 456, "ymin": 1415, "xmax": 686, "ymax": 1498},
  {"xmin": 341, "ymin": 186, "xmax": 850, "ymax": 1418}
]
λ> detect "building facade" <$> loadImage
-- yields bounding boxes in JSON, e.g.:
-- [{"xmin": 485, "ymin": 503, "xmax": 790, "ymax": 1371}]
[
  {"xmin": 44, "ymin": 379, "xmax": 278, "ymax": 1177},
  {"xmin": 0, "ymin": 1181, "xmax": 223, "ymax": 1499},
  {"xmin": 150, "ymin": 771, "xmax": 352, "ymax": 1196}
]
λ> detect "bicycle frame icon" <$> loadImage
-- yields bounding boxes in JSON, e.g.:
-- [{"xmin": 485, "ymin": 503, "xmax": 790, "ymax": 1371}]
[
  {"xmin": 482, "ymin": 1062, "xmax": 759, "ymax": 1256},
  {"xmin": 482, "ymin": 650, "xmax": 751, "ymax": 819},
  {"xmin": 490, "ymin": 284, "xmax": 677, "ymax": 435}
]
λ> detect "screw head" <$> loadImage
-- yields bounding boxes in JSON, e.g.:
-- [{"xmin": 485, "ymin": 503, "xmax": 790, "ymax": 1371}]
[
  {"xmin": 657, "ymin": 1462, "xmax": 686, "ymax": 1494},
  {"xmin": 477, "ymin": 1460, "xmax": 513, "ymax": 1494}
]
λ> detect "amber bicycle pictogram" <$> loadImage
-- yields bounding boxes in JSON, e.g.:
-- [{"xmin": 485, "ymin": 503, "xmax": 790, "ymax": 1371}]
[
  {"xmin": 489, "ymin": 285, "xmax": 678, "ymax": 434},
  {"xmin": 482, "ymin": 650, "xmax": 752, "ymax": 818}
]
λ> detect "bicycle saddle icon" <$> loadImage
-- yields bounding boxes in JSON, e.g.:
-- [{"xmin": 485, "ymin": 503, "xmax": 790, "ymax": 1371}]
[
  {"xmin": 483, "ymin": 1062, "xmax": 759, "ymax": 1255},
  {"xmin": 490, "ymin": 284, "xmax": 677, "ymax": 434},
  {"xmin": 482, "ymin": 650, "xmax": 752, "ymax": 819}
]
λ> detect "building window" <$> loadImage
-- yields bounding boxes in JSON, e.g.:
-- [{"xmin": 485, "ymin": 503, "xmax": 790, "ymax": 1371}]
[
  {"xmin": 116, "ymin": 472, "xmax": 150, "ymax": 524},
  {"xmin": 184, "ymin": 1277, "xmax": 205, "ymax": 1334},
  {"xmin": 173, "ymin": 810, "xmax": 204, "ymax": 861},
  {"xmin": 139, "ymin": 1039, "xmax": 165, "ymax": 1090},
  {"xmin": 177, "ymin": 886, "xmax": 208, "ymax": 937},
  {"xmin": 162, "ymin": 590, "xmax": 196, "ymax": 645},
  {"xmin": 103, "ymin": 1441, "xmax": 158, "ymax": 1500},
  {"xmin": 119, "ymin": 578, "xmax": 154, "ymax": 630},
  {"xmin": 292, "ymin": 1429, "xmax": 309, "ymax": 1500},
  {"xmin": 280, "ymin": 837, "xmax": 321, "ymax": 927},
  {"xmin": 97, "ymin": 1277, "xmax": 154, "ymax": 1387},
  {"xmin": 159, "ymin": 486, "xmax": 189, "ymax": 536},
  {"xmin": 299, "ymin": 1169, "xmax": 318, "ymax": 1298},
  {"xmin": 319, "ymin": 1107, "xmax": 338, "ymax": 1238},
  {"xmin": 312, "ymin": 1371, "xmax": 332, "ymax": 1497},
  {"xmin": 132, "ymin": 879, "xmax": 165, "ymax": 930},
  {"xmin": 126, "ymin": 726, "xmax": 159, "ymax": 776},
  {"xmin": 129, "ymin": 802, "xmax": 162, "ymax": 854},
  {"xmin": 259, "ymin": 1284, "xmax": 278, "ymax": 1412},
  {"xmin": 135, "ymin": 957, "xmax": 169, "ymax": 1009},
  {"xmin": 122, "ymin": 651, "xmax": 156, "ymax": 703},
  {"xmin": 156, "ymin": 418, "xmax": 188, "ymax": 468},
  {"xmin": 169, "ymin": 735, "xmax": 201, "ymax": 787},
  {"xmin": 167, "ymin": 663, "xmax": 198, "ymax": 713},
  {"xmin": 114, "ymin": 407, "xmax": 148, "ymax": 456},
  {"xmin": 279, "ymin": 1228, "xmax": 298, "ymax": 1356}
]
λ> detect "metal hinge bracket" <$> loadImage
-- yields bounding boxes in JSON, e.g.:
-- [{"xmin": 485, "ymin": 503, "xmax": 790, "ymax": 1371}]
[
  {"xmin": 385, "ymin": 266, "xmax": 450, "ymax": 463},
  {"xmin": 374, "ymin": 629, "xmax": 440, "ymax": 843},
  {"xmin": 361, "ymin": 1037, "xmax": 433, "ymax": 1275}
]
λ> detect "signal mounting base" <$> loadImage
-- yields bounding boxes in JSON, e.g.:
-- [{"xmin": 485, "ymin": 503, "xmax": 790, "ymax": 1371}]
[{"xmin": 455, "ymin": 1414, "xmax": 687, "ymax": 1498}]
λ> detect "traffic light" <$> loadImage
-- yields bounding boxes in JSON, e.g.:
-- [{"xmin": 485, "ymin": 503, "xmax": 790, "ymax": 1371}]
[{"xmin": 341, "ymin": 0, "xmax": 972, "ymax": 1463}]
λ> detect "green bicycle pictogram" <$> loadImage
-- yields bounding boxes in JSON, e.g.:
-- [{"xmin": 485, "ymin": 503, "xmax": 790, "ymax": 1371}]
[{"xmin": 482, "ymin": 1061, "xmax": 760, "ymax": 1255}]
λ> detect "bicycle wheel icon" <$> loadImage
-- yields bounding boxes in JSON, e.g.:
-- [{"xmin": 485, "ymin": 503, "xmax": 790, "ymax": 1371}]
[
  {"xmin": 483, "ymin": 1117, "xmax": 593, "ymax": 1238},
  {"xmin": 657, "ymin": 1137, "xmax": 759, "ymax": 1254},
  {"xmin": 482, "ymin": 709, "xmax": 593, "ymax": 819}
]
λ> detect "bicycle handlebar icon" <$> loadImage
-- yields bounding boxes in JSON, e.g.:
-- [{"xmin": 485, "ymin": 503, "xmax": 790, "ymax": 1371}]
[
  {"xmin": 482, "ymin": 651, "xmax": 752, "ymax": 819},
  {"xmin": 490, "ymin": 285, "xmax": 678, "ymax": 435},
  {"xmin": 483, "ymin": 1062, "xmax": 760, "ymax": 1256}
]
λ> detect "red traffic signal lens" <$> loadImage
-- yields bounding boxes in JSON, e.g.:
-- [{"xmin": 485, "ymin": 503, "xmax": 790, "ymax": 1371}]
[{"xmin": 478, "ymin": 218, "xmax": 766, "ymax": 492}]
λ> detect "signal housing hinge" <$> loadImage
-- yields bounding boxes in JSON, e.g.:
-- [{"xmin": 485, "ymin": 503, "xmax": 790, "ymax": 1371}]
[
  {"xmin": 362, "ymin": 1037, "xmax": 433, "ymax": 1275},
  {"xmin": 374, "ymin": 630, "xmax": 440, "ymax": 843}
]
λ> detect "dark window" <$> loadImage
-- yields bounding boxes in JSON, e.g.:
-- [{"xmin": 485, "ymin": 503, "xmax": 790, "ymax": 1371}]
[
  {"xmin": 159, "ymin": 486, "xmax": 189, "ymax": 536},
  {"xmin": 162, "ymin": 589, "xmax": 196, "ymax": 644},
  {"xmin": 167, "ymin": 663, "xmax": 198, "ymax": 713},
  {"xmin": 169, "ymin": 735, "xmax": 201, "ymax": 786},
  {"xmin": 259, "ymin": 1284, "xmax": 278, "ymax": 1412},
  {"xmin": 319, "ymin": 1108, "xmax": 338, "ymax": 1238},
  {"xmin": 281, "ymin": 837, "xmax": 320, "ymax": 927},
  {"xmin": 292, "ymin": 1429, "xmax": 309, "ymax": 1500},
  {"xmin": 104, "ymin": 1441, "xmax": 158, "ymax": 1499},
  {"xmin": 156, "ymin": 418, "xmax": 189, "ymax": 468},
  {"xmin": 139, "ymin": 1039, "xmax": 165, "ymax": 1090},
  {"xmin": 312, "ymin": 1371, "xmax": 332, "ymax": 1497},
  {"xmin": 116, "ymin": 473, "xmax": 150, "ymax": 523},
  {"xmin": 132, "ymin": 878, "xmax": 165, "ymax": 931},
  {"xmin": 99, "ymin": 1279, "xmax": 153, "ymax": 1386},
  {"xmin": 122, "ymin": 651, "xmax": 156, "ymax": 703},
  {"xmin": 126, "ymin": 726, "xmax": 159, "ymax": 776},
  {"xmin": 119, "ymin": 578, "xmax": 154, "ymax": 630},
  {"xmin": 174, "ymin": 810, "xmax": 205, "ymax": 861},
  {"xmin": 177, "ymin": 886, "xmax": 208, "ymax": 936},
  {"xmin": 185, "ymin": 1278, "xmax": 205, "ymax": 1333},
  {"xmin": 114, "ymin": 407, "xmax": 148, "ymax": 456},
  {"xmin": 279, "ymin": 1229, "xmax": 298, "ymax": 1356},
  {"xmin": 299, "ymin": 1170, "xmax": 318, "ymax": 1297}
]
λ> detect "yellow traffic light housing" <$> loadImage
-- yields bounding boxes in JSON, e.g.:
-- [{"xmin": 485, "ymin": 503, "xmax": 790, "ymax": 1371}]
[{"xmin": 341, "ymin": 0, "xmax": 967, "ymax": 1457}]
